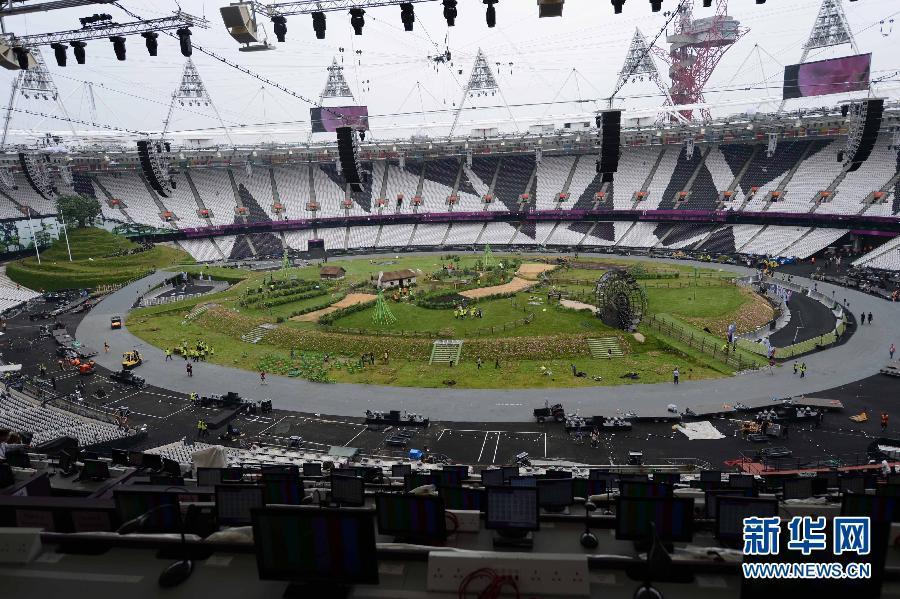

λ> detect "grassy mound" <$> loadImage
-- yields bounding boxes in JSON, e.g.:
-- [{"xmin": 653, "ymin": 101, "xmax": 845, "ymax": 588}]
[{"xmin": 6, "ymin": 228, "xmax": 192, "ymax": 291}]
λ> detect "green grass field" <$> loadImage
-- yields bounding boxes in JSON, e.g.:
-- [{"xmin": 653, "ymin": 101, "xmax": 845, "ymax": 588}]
[
  {"xmin": 7, "ymin": 228, "xmax": 193, "ymax": 291},
  {"xmin": 123, "ymin": 251, "xmax": 772, "ymax": 388}
]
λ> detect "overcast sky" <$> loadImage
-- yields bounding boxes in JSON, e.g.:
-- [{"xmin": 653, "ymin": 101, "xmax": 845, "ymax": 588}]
[{"xmin": 2, "ymin": 0, "xmax": 899, "ymax": 145}]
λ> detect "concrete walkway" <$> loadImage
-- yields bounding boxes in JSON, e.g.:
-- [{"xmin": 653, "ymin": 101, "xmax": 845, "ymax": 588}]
[{"xmin": 74, "ymin": 254, "xmax": 900, "ymax": 422}]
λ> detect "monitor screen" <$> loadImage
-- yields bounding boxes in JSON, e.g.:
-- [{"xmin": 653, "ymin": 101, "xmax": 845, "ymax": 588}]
[
  {"xmin": 543, "ymin": 469, "xmax": 572, "ymax": 479},
  {"xmin": 619, "ymin": 481, "xmax": 672, "ymax": 498},
  {"xmin": 80, "ymin": 459, "xmax": 110, "ymax": 480},
  {"xmin": 391, "ymin": 464, "xmax": 412, "ymax": 479},
  {"xmin": 704, "ymin": 489, "xmax": 756, "ymax": 519},
  {"xmin": 111, "ymin": 448, "xmax": 129, "ymax": 467},
  {"xmin": 141, "ymin": 453, "xmax": 163, "ymax": 472},
  {"xmin": 508, "ymin": 476, "xmax": 537, "ymax": 488},
  {"xmin": 716, "ymin": 497, "xmax": 779, "ymax": 541},
  {"xmin": 197, "ymin": 467, "xmax": 224, "ymax": 487},
  {"xmin": 303, "ymin": 462, "xmax": 323, "ymax": 478},
  {"xmin": 817, "ymin": 471, "xmax": 840, "ymax": 488},
  {"xmin": 700, "ymin": 470, "xmax": 722, "ymax": 483},
  {"xmin": 403, "ymin": 473, "xmax": 435, "ymax": 493},
  {"xmin": 573, "ymin": 478, "xmax": 607, "ymax": 499},
  {"xmin": 480, "ymin": 469, "xmax": 504, "ymax": 487},
  {"xmin": 216, "ymin": 484, "xmax": 266, "ymax": 527},
  {"xmin": 615, "ymin": 497, "xmax": 694, "ymax": 542},
  {"xmin": 485, "ymin": 487, "xmax": 539, "ymax": 532},
  {"xmin": 782, "ymin": 478, "xmax": 814, "ymax": 500},
  {"xmin": 375, "ymin": 494, "xmax": 447, "ymax": 542},
  {"xmin": 439, "ymin": 486, "xmax": 486, "ymax": 511},
  {"xmin": 128, "ymin": 451, "xmax": 144, "ymax": 468},
  {"xmin": 839, "ymin": 477, "xmax": 865, "ymax": 495},
  {"xmin": 619, "ymin": 473, "xmax": 649, "ymax": 483},
  {"xmin": 331, "ymin": 475, "xmax": 365, "ymax": 507},
  {"xmin": 443, "ymin": 465, "xmax": 469, "ymax": 480},
  {"xmin": 163, "ymin": 459, "xmax": 182, "ymax": 479},
  {"xmin": 262, "ymin": 465, "xmax": 299, "ymax": 478},
  {"xmin": 841, "ymin": 494, "xmax": 900, "ymax": 522},
  {"xmin": 537, "ymin": 478, "xmax": 574, "ymax": 509},
  {"xmin": 501, "ymin": 466, "xmax": 519, "ymax": 481},
  {"xmin": 728, "ymin": 474, "xmax": 754, "ymax": 490},
  {"xmin": 264, "ymin": 478, "xmax": 303, "ymax": 506},
  {"xmin": 588, "ymin": 471, "xmax": 619, "ymax": 489},
  {"xmin": 252, "ymin": 506, "xmax": 379, "ymax": 586},
  {"xmin": 114, "ymin": 491, "xmax": 181, "ymax": 533},
  {"xmin": 432, "ymin": 469, "xmax": 463, "ymax": 488}
]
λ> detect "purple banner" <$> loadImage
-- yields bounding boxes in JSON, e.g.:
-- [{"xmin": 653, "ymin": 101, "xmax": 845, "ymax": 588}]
[
  {"xmin": 310, "ymin": 106, "xmax": 369, "ymax": 133},
  {"xmin": 783, "ymin": 54, "xmax": 871, "ymax": 100}
]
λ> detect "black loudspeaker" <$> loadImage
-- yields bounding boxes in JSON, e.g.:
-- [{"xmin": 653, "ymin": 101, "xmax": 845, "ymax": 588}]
[
  {"xmin": 308, "ymin": 238, "xmax": 325, "ymax": 259},
  {"xmin": 136, "ymin": 140, "xmax": 170, "ymax": 197},
  {"xmin": 846, "ymin": 99, "xmax": 883, "ymax": 173},
  {"xmin": 598, "ymin": 110, "xmax": 622, "ymax": 174},
  {"xmin": 336, "ymin": 126, "xmax": 363, "ymax": 192}
]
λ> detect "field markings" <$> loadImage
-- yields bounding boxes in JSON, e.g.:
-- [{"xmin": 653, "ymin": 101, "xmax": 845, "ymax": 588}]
[
  {"xmin": 258, "ymin": 416, "xmax": 286, "ymax": 436},
  {"xmin": 344, "ymin": 427, "xmax": 368, "ymax": 446},
  {"xmin": 477, "ymin": 431, "xmax": 490, "ymax": 462},
  {"xmin": 492, "ymin": 432, "xmax": 501, "ymax": 463}
]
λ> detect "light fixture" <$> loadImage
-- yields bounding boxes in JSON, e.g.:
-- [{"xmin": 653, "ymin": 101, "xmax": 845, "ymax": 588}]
[
  {"xmin": 12, "ymin": 47, "xmax": 30, "ymax": 69},
  {"xmin": 176, "ymin": 28, "xmax": 192, "ymax": 57},
  {"xmin": 349, "ymin": 8, "xmax": 365, "ymax": 35},
  {"xmin": 650, "ymin": 0, "xmax": 662, "ymax": 12},
  {"xmin": 611, "ymin": 0, "xmax": 625, "ymax": 14},
  {"xmin": 71, "ymin": 41, "xmax": 87, "ymax": 64},
  {"xmin": 703, "ymin": 0, "xmax": 711, "ymax": 6},
  {"xmin": 443, "ymin": 0, "xmax": 457, "ymax": 26},
  {"xmin": 109, "ymin": 36, "xmax": 126, "ymax": 61},
  {"xmin": 50, "ymin": 43, "xmax": 67, "ymax": 67},
  {"xmin": 400, "ymin": 3, "xmax": 415, "ymax": 31},
  {"xmin": 312, "ymin": 12, "xmax": 326, "ymax": 39},
  {"xmin": 484, "ymin": 0, "xmax": 498, "ymax": 28},
  {"xmin": 141, "ymin": 32, "xmax": 158, "ymax": 56},
  {"xmin": 272, "ymin": 16, "xmax": 287, "ymax": 42}
]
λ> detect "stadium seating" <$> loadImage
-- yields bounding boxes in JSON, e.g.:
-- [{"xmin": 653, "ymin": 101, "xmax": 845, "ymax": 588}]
[
  {"xmin": 179, "ymin": 238, "xmax": 222, "ymax": 263},
  {"xmin": 191, "ymin": 169, "xmax": 238, "ymax": 226}
]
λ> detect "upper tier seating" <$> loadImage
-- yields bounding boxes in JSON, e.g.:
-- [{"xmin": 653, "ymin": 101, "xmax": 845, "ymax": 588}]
[{"xmin": 0, "ymin": 392, "xmax": 134, "ymax": 447}]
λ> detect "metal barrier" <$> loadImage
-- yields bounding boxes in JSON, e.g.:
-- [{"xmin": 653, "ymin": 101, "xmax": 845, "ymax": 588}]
[{"xmin": 644, "ymin": 314, "xmax": 756, "ymax": 370}]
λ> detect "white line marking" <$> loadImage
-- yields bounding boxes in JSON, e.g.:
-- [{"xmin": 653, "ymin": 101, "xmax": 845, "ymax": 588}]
[
  {"xmin": 437, "ymin": 429, "xmax": 447, "ymax": 441},
  {"xmin": 492, "ymin": 432, "xmax": 501, "ymax": 463},
  {"xmin": 476, "ymin": 431, "xmax": 489, "ymax": 462},
  {"xmin": 258, "ymin": 416, "xmax": 286, "ymax": 435},
  {"xmin": 344, "ymin": 427, "xmax": 367, "ymax": 446}
]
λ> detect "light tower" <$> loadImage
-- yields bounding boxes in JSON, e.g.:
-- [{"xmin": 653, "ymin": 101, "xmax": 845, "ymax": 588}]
[
  {"xmin": 448, "ymin": 48, "xmax": 500, "ymax": 137},
  {"xmin": 320, "ymin": 57, "xmax": 354, "ymax": 101},
  {"xmin": 162, "ymin": 58, "xmax": 232, "ymax": 144},
  {"xmin": 664, "ymin": 0, "xmax": 746, "ymax": 121}
]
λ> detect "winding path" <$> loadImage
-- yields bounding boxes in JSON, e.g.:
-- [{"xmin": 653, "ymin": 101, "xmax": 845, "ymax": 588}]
[{"xmin": 74, "ymin": 254, "xmax": 900, "ymax": 423}]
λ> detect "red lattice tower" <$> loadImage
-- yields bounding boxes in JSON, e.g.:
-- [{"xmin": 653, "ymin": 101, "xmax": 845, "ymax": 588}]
[{"xmin": 652, "ymin": 0, "xmax": 748, "ymax": 121}]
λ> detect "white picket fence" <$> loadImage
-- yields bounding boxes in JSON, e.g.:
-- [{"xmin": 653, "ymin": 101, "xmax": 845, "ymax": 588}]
[{"xmin": 140, "ymin": 292, "xmax": 205, "ymax": 307}]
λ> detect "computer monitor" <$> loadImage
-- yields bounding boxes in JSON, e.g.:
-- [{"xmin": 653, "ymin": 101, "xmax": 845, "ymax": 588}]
[
  {"xmin": 588, "ymin": 470, "xmax": 619, "ymax": 489},
  {"xmin": 817, "ymin": 470, "xmax": 840, "ymax": 488},
  {"xmin": 508, "ymin": 476, "xmax": 537, "ymax": 488},
  {"xmin": 653, "ymin": 472, "xmax": 681, "ymax": 485},
  {"xmin": 302, "ymin": 462, "xmax": 323, "ymax": 478},
  {"xmin": 715, "ymin": 497, "xmax": 779, "ymax": 542},
  {"xmin": 263, "ymin": 477, "xmax": 304, "ymax": 506},
  {"xmin": 615, "ymin": 497, "xmax": 694, "ymax": 543},
  {"xmin": 543, "ymin": 469, "xmax": 572, "ymax": 479},
  {"xmin": 404, "ymin": 473, "xmax": 435, "ymax": 493},
  {"xmin": 501, "ymin": 466, "xmax": 519, "ymax": 481},
  {"xmin": 619, "ymin": 481, "xmax": 672, "ymax": 498},
  {"xmin": 262, "ymin": 465, "xmax": 299, "ymax": 478},
  {"xmin": 841, "ymin": 493, "xmax": 900, "ymax": 522},
  {"xmin": 573, "ymin": 478, "xmax": 607, "ymax": 499},
  {"xmin": 810, "ymin": 477, "xmax": 829, "ymax": 497},
  {"xmin": 485, "ymin": 487, "xmax": 539, "ymax": 532},
  {"xmin": 197, "ymin": 467, "xmax": 224, "ymax": 487},
  {"xmin": 480, "ymin": 469, "xmax": 504, "ymax": 487},
  {"xmin": 439, "ymin": 486, "xmax": 486, "ymax": 511},
  {"xmin": 728, "ymin": 474, "xmax": 755, "ymax": 490},
  {"xmin": 375, "ymin": 494, "xmax": 447, "ymax": 544},
  {"xmin": 782, "ymin": 477, "xmax": 814, "ymax": 500},
  {"xmin": 334, "ymin": 466, "xmax": 364, "ymax": 478},
  {"xmin": 700, "ymin": 470, "xmax": 722, "ymax": 483},
  {"xmin": 215, "ymin": 484, "xmax": 266, "ymax": 527},
  {"xmin": 79, "ymin": 459, "xmax": 110, "ymax": 481},
  {"xmin": 111, "ymin": 448, "xmax": 129, "ymax": 467},
  {"xmin": 537, "ymin": 478, "xmax": 574, "ymax": 511},
  {"xmin": 128, "ymin": 451, "xmax": 144, "ymax": 468},
  {"xmin": 162, "ymin": 459, "xmax": 182, "ymax": 479},
  {"xmin": 114, "ymin": 490, "xmax": 181, "ymax": 533},
  {"xmin": 704, "ymin": 489, "xmax": 756, "ymax": 519},
  {"xmin": 619, "ymin": 473, "xmax": 649, "ymax": 482},
  {"xmin": 140, "ymin": 453, "xmax": 163, "ymax": 472},
  {"xmin": 150, "ymin": 475, "xmax": 185, "ymax": 486},
  {"xmin": 391, "ymin": 464, "xmax": 412, "ymax": 479},
  {"xmin": 331, "ymin": 474, "xmax": 365, "ymax": 507},
  {"xmin": 839, "ymin": 476, "xmax": 865, "ymax": 495},
  {"xmin": 252, "ymin": 506, "xmax": 379, "ymax": 592},
  {"xmin": 432, "ymin": 469, "xmax": 463, "ymax": 488},
  {"xmin": 442, "ymin": 465, "xmax": 469, "ymax": 480}
]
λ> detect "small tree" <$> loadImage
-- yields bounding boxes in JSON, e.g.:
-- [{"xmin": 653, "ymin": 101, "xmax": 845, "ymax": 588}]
[{"xmin": 56, "ymin": 194, "xmax": 101, "ymax": 228}]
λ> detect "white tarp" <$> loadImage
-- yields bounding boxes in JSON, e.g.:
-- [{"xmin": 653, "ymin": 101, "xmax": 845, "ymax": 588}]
[{"xmin": 675, "ymin": 420, "xmax": 725, "ymax": 441}]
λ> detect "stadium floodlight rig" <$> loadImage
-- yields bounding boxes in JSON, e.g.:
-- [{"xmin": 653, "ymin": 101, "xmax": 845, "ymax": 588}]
[
  {"xmin": 611, "ymin": 28, "xmax": 686, "ymax": 124},
  {"xmin": 162, "ymin": 58, "xmax": 233, "ymax": 145},
  {"xmin": 448, "ymin": 48, "xmax": 500, "ymax": 137},
  {"xmin": 4, "ymin": 10, "xmax": 209, "ymax": 63}
]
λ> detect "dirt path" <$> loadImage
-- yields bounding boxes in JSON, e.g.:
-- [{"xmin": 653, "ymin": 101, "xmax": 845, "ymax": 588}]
[
  {"xmin": 290, "ymin": 293, "xmax": 377, "ymax": 322},
  {"xmin": 559, "ymin": 299, "xmax": 598, "ymax": 314},
  {"xmin": 459, "ymin": 264, "xmax": 555, "ymax": 300}
]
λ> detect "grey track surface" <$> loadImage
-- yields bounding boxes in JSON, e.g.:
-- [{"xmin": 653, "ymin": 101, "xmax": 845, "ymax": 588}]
[{"xmin": 74, "ymin": 254, "xmax": 900, "ymax": 422}]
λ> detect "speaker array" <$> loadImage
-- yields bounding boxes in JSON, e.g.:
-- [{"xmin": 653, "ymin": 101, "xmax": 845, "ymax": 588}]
[
  {"xmin": 336, "ymin": 126, "xmax": 363, "ymax": 193},
  {"xmin": 596, "ymin": 110, "xmax": 622, "ymax": 183}
]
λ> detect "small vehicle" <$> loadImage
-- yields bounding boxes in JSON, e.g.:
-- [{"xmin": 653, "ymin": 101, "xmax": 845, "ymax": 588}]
[
  {"xmin": 122, "ymin": 350, "xmax": 143, "ymax": 370},
  {"xmin": 78, "ymin": 360, "xmax": 96, "ymax": 375},
  {"xmin": 110, "ymin": 369, "xmax": 145, "ymax": 388},
  {"xmin": 110, "ymin": 316, "xmax": 122, "ymax": 330},
  {"xmin": 533, "ymin": 403, "xmax": 565, "ymax": 423}
]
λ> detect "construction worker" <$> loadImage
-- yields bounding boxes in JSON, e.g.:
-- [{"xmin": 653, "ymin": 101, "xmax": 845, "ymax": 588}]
[
  {"xmin": 165, "ymin": 348, "xmax": 172, "ymax": 362},
  {"xmin": 189, "ymin": 392, "xmax": 198, "ymax": 404},
  {"xmin": 196, "ymin": 419, "xmax": 205, "ymax": 439},
  {"xmin": 103, "ymin": 341, "xmax": 110, "ymax": 353},
  {"xmin": 800, "ymin": 362, "xmax": 807, "ymax": 378}
]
